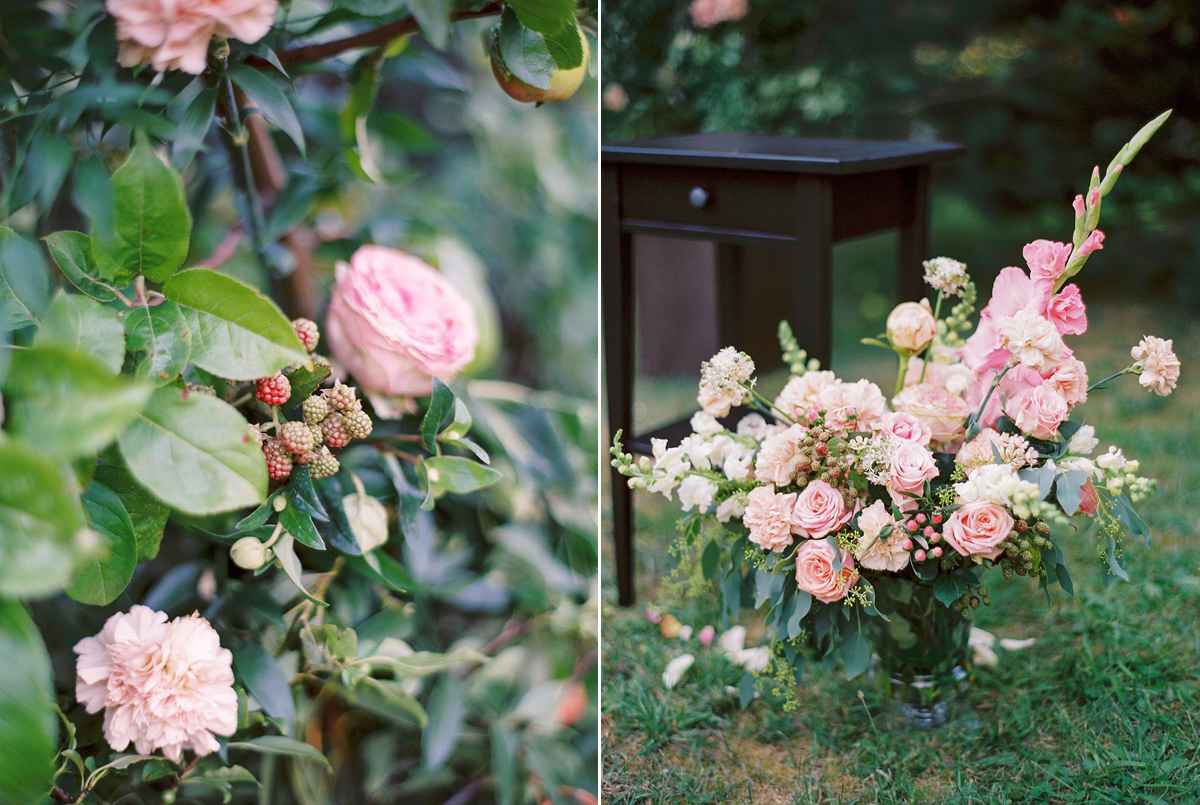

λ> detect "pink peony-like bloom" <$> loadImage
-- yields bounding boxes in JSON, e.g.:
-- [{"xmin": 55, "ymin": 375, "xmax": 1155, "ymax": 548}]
[
  {"xmin": 854, "ymin": 499, "xmax": 908, "ymax": 572},
  {"xmin": 773, "ymin": 371, "xmax": 838, "ymax": 420},
  {"xmin": 1045, "ymin": 356, "xmax": 1089, "ymax": 406},
  {"xmin": 1023, "ymin": 240, "xmax": 1073, "ymax": 283},
  {"xmin": 886, "ymin": 299, "xmax": 936, "ymax": 352},
  {"xmin": 790, "ymin": 480, "xmax": 853, "ymax": 539},
  {"xmin": 326, "ymin": 245, "xmax": 479, "ymax": 402},
  {"xmin": 1132, "ymin": 335, "xmax": 1180, "ymax": 396},
  {"xmin": 743, "ymin": 486, "xmax": 798, "ymax": 553},
  {"xmin": 942, "ymin": 501, "xmax": 1013, "ymax": 560},
  {"xmin": 74, "ymin": 606, "xmax": 238, "ymax": 761},
  {"xmin": 886, "ymin": 440, "xmax": 939, "ymax": 511},
  {"xmin": 753, "ymin": 423, "xmax": 809, "ymax": 486},
  {"xmin": 892, "ymin": 383, "xmax": 970, "ymax": 446},
  {"xmin": 1008, "ymin": 383, "xmax": 1069, "ymax": 440},
  {"xmin": 1045, "ymin": 284, "xmax": 1088, "ymax": 336},
  {"xmin": 794, "ymin": 539, "xmax": 858, "ymax": 604},
  {"xmin": 688, "ymin": 0, "xmax": 748, "ymax": 28},
  {"xmin": 879, "ymin": 411, "xmax": 932, "ymax": 446},
  {"xmin": 816, "ymin": 379, "xmax": 888, "ymax": 431},
  {"xmin": 107, "ymin": 0, "xmax": 278, "ymax": 74}
]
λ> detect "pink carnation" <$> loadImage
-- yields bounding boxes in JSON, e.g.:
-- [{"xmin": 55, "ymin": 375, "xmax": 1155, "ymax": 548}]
[
  {"xmin": 816, "ymin": 379, "xmax": 888, "ymax": 431},
  {"xmin": 74, "ymin": 606, "xmax": 238, "ymax": 761},
  {"xmin": 753, "ymin": 423, "xmax": 809, "ymax": 486},
  {"xmin": 743, "ymin": 487, "xmax": 797, "ymax": 553},
  {"xmin": 1023, "ymin": 240, "xmax": 1072, "ymax": 283},
  {"xmin": 790, "ymin": 480, "xmax": 853, "ymax": 539},
  {"xmin": 1008, "ymin": 383, "xmax": 1069, "ymax": 440},
  {"xmin": 107, "ymin": 0, "xmax": 278, "ymax": 74},
  {"xmin": 1045, "ymin": 284, "xmax": 1088, "ymax": 336},
  {"xmin": 942, "ymin": 501, "xmax": 1013, "ymax": 560},
  {"xmin": 794, "ymin": 539, "xmax": 858, "ymax": 604},
  {"xmin": 1045, "ymin": 357, "xmax": 1089, "ymax": 406},
  {"xmin": 326, "ymin": 245, "xmax": 479, "ymax": 401},
  {"xmin": 1132, "ymin": 335, "xmax": 1180, "ymax": 396}
]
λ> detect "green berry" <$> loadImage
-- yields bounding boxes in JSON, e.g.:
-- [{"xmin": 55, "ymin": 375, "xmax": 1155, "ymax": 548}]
[
  {"xmin": 302, "ymin": 395, "xmax": 329, "ymax": 424},
  {"xmin": 342, "ymin": 409, "xmax": 373, "ymax": 440},
  {"xmin": 280, "ymin": 421, "xmax": 315, "ymax": 455},
  {"xmin": 328, "ymin": 382, "xmax": 358, "ymax": 411},
  {"xmin": 321, "ymin": 412, "xmax": 351, "ymax": 448},
  {"xmin": 310, "ymin": 448, "xmax": 340, "ymax": 479}
]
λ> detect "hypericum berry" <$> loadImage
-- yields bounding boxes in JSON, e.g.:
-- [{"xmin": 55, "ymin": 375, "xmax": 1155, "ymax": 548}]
[
  {"xmin": 302, "ymin": 395, "xmax": 329, "ymax": 424},
  {"xmin": 320, "ymin": 413, "xmax": 351, "ymax": 448},
  {"xmin": 342, "ymin": 409, "xmax": 373, "ymax": 440},
  {"xmin": 256, "ymin": 373, "xmax": 291, "ymax": 406},
  {"xmin": 248, "ymin": 424, "xmax": 266, "ymax": 447},
  {"xmin": 279, "ymin": 421, "xmax": 315, "ymax": 455},
  {"xmin": 310, "ymin": 448, "xmax": 340, "ymax": 479},
  {"xmin": 263, "ymin": 439, "xmax": 293, "ymax": 480},
  {"xmin": 292, "ymin": 318, "xmax": 320, "ymax": 352},
  {"xmin": 327, "ymin": 382, "xmax": 357, "ymax": 412}
]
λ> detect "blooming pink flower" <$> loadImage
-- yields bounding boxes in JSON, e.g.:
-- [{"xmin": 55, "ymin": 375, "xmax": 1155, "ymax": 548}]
[
  {"xmin": 1008, "ymin": 383, "xmax": 1070, "ymax": 440},
  {"xmin": 1131, "ymin": 335, "xmax": 1180, "ymax": 396},
  {"xmin": 743, "ymin": 486, "xmax": 798, "ymax": 553},
  {"xmin": 794, "ymin": 539, "xmax": 858, "ymax": 603},
  {"xmin": 107, "ymin": 0, "xmax": 278, "ymax": 74},
  {"xmin": 942, "ymin": 501, "xmax": 1013, "ymax": 560},
  {"xmin": 956, "ymin": 428, "xmax": 1036, "ymax": 470},
  {"xmin": 886, "ymin": 440, "xmax": 939, "ymax": 511},
  {"xmin": 1078, "ymin": 230, "xmax": 1105, "ymax": 257},
  {"xmin": 74, "ymin": 606, "xmax": 237, "ymax": 761},
  {"xmin": 1072, "ymin": 194, "xmax": 1086, "ymax": 218},
  {"xmin": 1001, "ymin": 307, "xmax": 1065, "ymax": 372},
  {"xmin": 753, "ymin": 423, "xmax": 809, "ymax": 486},
  {"xmin": 886, "ymin": 299, "xmax": 936, "ymax": 352},
  {"xmin": 688, "ymin": 0, "xmax": 747, "ymax": 28},
  {"xmin": 892, "ymin": 383, "xmax": 970, "ymax": 446},
  {"xmin": 326, "ymin": 245, "xmax": 479, "ymax": 401},
  {"xmin": 1078, "ymin": 481, "xmax": 1100, "ymax": 516},
  {"xmin": 1045, "ymin": 357, "xmax": 1089, "ymax": 406},
  {"xmin": 879, "ymin": 411, "xmax": 932, "ymax": 446},
  {"xmin": 854, "ymin": 499, "xmax": 907, "ymax": 572},
  {"xmin": 1045, "ymin": 284, "xmax": 1088, "ymax": 336},
  {"xmin": 698, "ymin": 625, "xmax": 716, "ymax": 647},
  {"xmin": 1023, "ymin": 240, "xmax": 1072, "ymax": 283},
  {"xmin": 816, "ymin": 379, "xmax": 888, "ymax": 431},
  {"xmin": 790, "ymin": 480, "xmax": 853, "ymax": 539}
]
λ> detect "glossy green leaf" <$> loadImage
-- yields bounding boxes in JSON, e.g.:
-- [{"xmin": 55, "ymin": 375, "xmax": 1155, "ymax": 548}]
[
  {"xmin": 490, "ymin": 723, "xmax": 520, "ymax": 805},
  {"xmin": 72, "ymin": 155, "xmax": 115, "ymax": 239},
  {"xmin": 279, "ymin": 503, "xmax": 325, "ymax": 550},
  {"xmin": 339, "ymin": 678, "xmax": 425, "ymax": 727},
  {"xmin": 227, "ymin": 65, "xmax": 306, "ymax": 158},
  {"xmin": 171, "ymin": 86, "xmax": 217, "ymax": 169},
  {"xmin": 0, "ymin": 600, "xmax": 57, "ymax": 804},
  {"xmin": 287, "ymin": 466, "xmax": 329, "ymax": 522},
  {"xmin": 424, "ymin": 455, "xmax": 503, "ymax": 494},
  {"xmin": 232, "ymin": 641, "xmax": 296, "ymax": 733},
  {"xmin": 93, "ymin": 462, "xmax": 170, "ymax": 561},
  {"xmin": 282, "ymin": 362, "xmax": 330, "ymax": 412},
  {"xmin": 117, "ymin": 386, "xmax": 267, "ymax": 515},
  {"xmin": 495, "ymin": 8, "xmax": 554, "ymax": 90},
  {"xmin": 421, "ymin": 674, "xmax": 465, "ymax": 770},
  {"xmin": 409, "ymin": 0, "xmax": 451, "ymax": 48},
  {"xmin": 66, "ymin": 482, "xmax": 137, "ymax": 605},
  {"xmin": 124, "ymin": 300, "xmax": 192, "ymax": 385},
  {"xmin": 507, "ymin": 0, "xmax": 583, "ymax": 69},
  {"xmin": 228, "ymin": 736, "xmax": 332, "ymax": 773},
  {"xmin": 93, "ymin": 132, "xmax": 193, "ymax": 284},
  {"xmin": 3, "ymin": 345, "xmax": 153, "ymax": 460},
  {"xmin": 43, "ymin": 231, "xmax": 118, "ymax": 303},
  {"xmin": 0, "ymin": 225, "xmax": 50, "ymax": 329},
  {"xmin": 33, "ymin": 290, "xmax": 126, "ymax": 372},
  {"xmin": 164, "ymin": 268, "xmax": 308, "ymax": 380},
  {"xmin": 421, "ymin": 378, "xmax": 454, "ymax": 452}
]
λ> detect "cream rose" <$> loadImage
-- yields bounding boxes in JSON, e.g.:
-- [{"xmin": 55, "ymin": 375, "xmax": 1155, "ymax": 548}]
[
  {"xmin": 854, "ymin": 499, "xmax": 908, "ymax": 572},
  {"xmin": 743, "ymin": 486, "xmax": 797, "ymax": 553},
  {"xmin": 886, "ymin": 299, "xmax": 936, "ymax": 352},
  {"xmin": 790, "ymin": 480, "xmax": 852, "ymax": 539},
  {"xmin": 794, "ymin": 539, "xmax": 858, "ymax": 603},
  {"xmin": 108, "ymin": 0, "xmax": 278, "ymax": 74},
  {"xmin": 326, "ymin": 245, "xmax": 479, "ymax": 401},
  {"xmin": 892, "ymin": 383, "xmax": 970, "ymax": 446},
  {"xmin": 942, "ymin": 501, "xmax": 1014, "ymax": 560}
]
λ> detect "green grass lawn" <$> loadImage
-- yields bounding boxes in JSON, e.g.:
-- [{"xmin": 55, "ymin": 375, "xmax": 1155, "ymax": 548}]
[{"xmin": 601, "ymin": 301, "xmax": 1200, "ymax": 804}]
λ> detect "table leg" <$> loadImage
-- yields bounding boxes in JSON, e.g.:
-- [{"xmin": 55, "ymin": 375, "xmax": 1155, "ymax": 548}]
[
  {"xmin": 784, "ymin": 177, "xmax": 834, "ymax": 369},
  {"xmin": 898, "ymin": 165, "xmax": 931, "ymax": 303}
]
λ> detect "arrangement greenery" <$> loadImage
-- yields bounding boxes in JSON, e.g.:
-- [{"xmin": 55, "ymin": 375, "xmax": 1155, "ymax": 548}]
[
  {"xmin": 612, "ymin": 112, "xmax": 1177, "ymax": 725},
  {"xmin": 1, "ymin": 1, "xmax": 597, "ymax": 804}
]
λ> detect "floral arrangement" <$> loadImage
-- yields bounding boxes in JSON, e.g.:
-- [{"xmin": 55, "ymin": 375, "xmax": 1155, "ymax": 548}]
[{"xmin": 612, "ymin": 111, "xmax": 1177, "ymax": 688}]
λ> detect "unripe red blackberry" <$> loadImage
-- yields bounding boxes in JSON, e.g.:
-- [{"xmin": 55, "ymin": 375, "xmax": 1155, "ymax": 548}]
[
  {"xmin": 279, "ymin": 421, "xmax": 315, "ymax": 455},
  {"xmin": 263, "ymin": 439, "xmax": 293, "ymax": 480},
  {"xmin": 256, "ymin": 373, "xmax": 291, "ymax": 406},
  {"xmin": 321, "ymin": 412, "xmax": 351, "ymax": 448},
  {"xmin": 342, "ymin": 409, "xmax": 373, "ymax": 439},
  {"xmin": 310, "ymin": 448, "xmax": 340, "ymax": 479},
  {"xmin": 291, "ymin": 318, "xmax": 320, "ymax": 352},
  {"xmin": 302, "ymin": 395, "xmax": 329, "ymax": 424},
  {"xmin": 328, "ymin": 382, "xmax": 357, "ymax": 411}
]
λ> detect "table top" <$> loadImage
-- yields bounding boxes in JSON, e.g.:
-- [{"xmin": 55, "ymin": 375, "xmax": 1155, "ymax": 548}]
[{"xmin": 602, "ymin": 132, "xmax": 964, "ymax": 175}]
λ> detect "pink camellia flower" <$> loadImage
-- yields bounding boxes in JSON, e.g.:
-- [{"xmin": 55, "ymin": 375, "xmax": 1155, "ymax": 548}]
[
  {"xmin": 1132, "ymin": 335, "xmax": 1180, "ymax": 396},
  {"xmin": 790, "ymin": 480, "xmax": 853, "ymax": 539},
  {"xmin": 326, "ymin": 245, "xmax": 479, "ymax": 402},
  {"xmin": 74, "ymin": 606, "xmax": 237, "ymax": 761},
  {"xmin": 886, "ymin": 299, "xmax": 936, "ymax": 353},
  {"xmin": 688, "ymin": 0, "xmax": 748, "ymax": 28},
  {"xmin": 886, "ymin": 440, "xmax": 939, "ymax": 511},
  {"xmin": 743, "ymin": 486, "xmax": 798, "ymax": 553},
  {"xmin": 753, "ymin": 423, "xmax": 809, "ymax": 486},
  {"xmin": 794, "ymin": 539, "xmax": 858, "ymax": 603},
  {"xmin": 1045, "ymin": 357, "xmax": 1089, "ymax": 406},
  {"xmin": 1045, "ymin": 284, "xmax": 1088, "ymax": 336},
  {"xmin": 892, "ymin": 383, "xmax": 970, "ymax": 446},
  {"xmin": 1008, "ymin": 383, "xmax": 1070, "ymax": 440},
  {"xmin": 942, "ymin": 501, "xmax": 1014, "ymax": 560},
  {"xmin": 879, "ymin": 411, "xmax": 932, "ymax": 446},
  {"xmin": 1023, "ymin": 240, "xmax": 1073, "ymax": 283},
  {"xmin": 107, "ymin": 0, "xmax": 278, "ymax": 74}
]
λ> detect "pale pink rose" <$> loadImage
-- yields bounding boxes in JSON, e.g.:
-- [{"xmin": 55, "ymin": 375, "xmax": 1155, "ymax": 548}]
[
  {"xmin": 74, "ymin": 606, "xmax": 237, "ymax": 761},
  {"xmin": 794, "ymin": 539, "xmax": 858, "ymax": 604},
  {"xmin": 886, "ymin": 299, "xmax": 936, "ymax": 352},
  {"xmin": 743, "ymin": 486, "xmax": 798, "ymax": 553},
  {"xmin": 854, "ymin": 499, "xmax": 908, "ymax": 572},
  {"xmin": 902, "ymin": 356, "xmax": 972, "ymax": 395},
  {"xmin": 1132, "ymin": 335, "xmax": 1180, "ymax": 396},
  {"xmin": 107, "ymin": 0, "xmax": 277, "ymax": 74},
  {"xmin": 942, "ymin": 501, "xmax": 1014, "ymax": 560},
  {"xmin": 892, "ymin": 383, "xmax": 970, "ymax": 446},
  {"xmin": 1001, "ymin": 306, "xmax": 1065, "ymax": 372},
  {"xmin": 1008, "ymin": 384, "xmax": 1069, "ymax": 440},
  {"xmin": 1045, "ymin": 284, "xmax": 1088, "ymax": 336},
  {"xmin": 886, "ymin": 440, "xmax": 939, "ymax": 511},
  {"xmin": 1023, "ymin": 240, "xmax": 1073, "ymax": 283},
  {"xmin": 816, "ymin": 379, "xmax": 888, "ymax": 431},
  {"xmin": 956, "ymin": 428, "xmax": 1035, "ymax": 470},
  {"xmin": 1045, "ymin": 357, "xmax": 1089, "ymax": 406},
  {"xmin": 689, "ymin": 0, "xmax": 747, "ymax": 28},
  {"xmin": 753, "ymin": 423, "xmax": 810, "ymax": 486},
  {"xmin": 1078, "ymin": 481, "xmax": 1099, "ymax": 516},
  {"xmin": 1078, "ymin": 229, "xmax": 1105, "ymax": 257},
  {"xmin": 790, "ymin": 480, "xmax": 853, "ymax": 539},
  {"xmin": 879, "ymin": 411, "xmax": 932, "ymax": 446},
  {"xmin": 773, "ymin": 371, "xmax": 838, "ymax": 420},
  {"xmin": 326, "ymin": 245, "xmax": 479, "ymax": 401},
  {"xmin": 698, "ymin": 625, "xmax": 716, "ymax": 646}
]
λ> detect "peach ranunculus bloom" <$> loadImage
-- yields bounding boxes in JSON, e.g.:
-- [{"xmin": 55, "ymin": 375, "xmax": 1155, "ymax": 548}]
[
  {"xmin": 326, "ymin": 245, "xmax": 479, "ymax": 404},
  {"xmin": 1131, "ymin": 335, "xmax": 1180, "ymax": 396},
  {"xmin": 74, "ymin": 606, "xmax": 238, "ymax": 761},
  {"xmin": 689, "ymin": 0, "xmax": 748, "ymax": 28},
  {"xmin": 107, "ymin": 0, "xmax": 279, "ymax": 74},
  {"xmin": 794, "ymin": 539, "xmax": 858, "ymax": 603}
]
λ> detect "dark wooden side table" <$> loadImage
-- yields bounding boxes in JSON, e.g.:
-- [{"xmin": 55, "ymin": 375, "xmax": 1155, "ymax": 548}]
[{"xmin": 603, "ymin": 132, "xmax": 963, "ymax": 606}]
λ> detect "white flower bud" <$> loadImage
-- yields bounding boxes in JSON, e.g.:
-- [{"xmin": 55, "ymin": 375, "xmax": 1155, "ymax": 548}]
[
  {"xmin": 343, "ymin": 493, "xmax": 389, "ymax": 552},
  {"xmin": 231, "ymin": 537, "xmax": 269, "ymax": 569}
]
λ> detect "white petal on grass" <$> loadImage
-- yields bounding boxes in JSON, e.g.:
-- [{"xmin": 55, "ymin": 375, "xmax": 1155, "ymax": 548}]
[
  {"xmin": 718, "ymin": 625, "xmax": 746, "ymax": 655},
  {"xmin": 999, "ymin": 637, "xmax": 1037, "ymax": 651},
  {"xmin": 662, "ymin": 654, "xmax": 695, "ymax": 689}
]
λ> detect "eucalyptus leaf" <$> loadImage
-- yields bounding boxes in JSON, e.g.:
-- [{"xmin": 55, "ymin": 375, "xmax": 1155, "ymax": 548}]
[
  {"xmin": 66, "ymin": 482, "xmax": 137, "ymax": 605},
  {"xmin": 33, "ymin": 290, "xmax": 126, "ymax": 372}
]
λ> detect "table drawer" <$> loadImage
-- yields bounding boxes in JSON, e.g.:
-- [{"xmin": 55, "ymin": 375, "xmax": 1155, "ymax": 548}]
[{"xmin": 618, "ymin": 164, "xmax": 799, "ymax": 236}]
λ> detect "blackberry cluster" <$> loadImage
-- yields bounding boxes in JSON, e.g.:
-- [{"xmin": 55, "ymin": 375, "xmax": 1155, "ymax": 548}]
[
  {"xmin": 788, "ymin": 419, "xmax": 866, "ymax": 510},
  {"xmin": 998, "ymin": 520, "xmax": 1052, "ymax": 580}
]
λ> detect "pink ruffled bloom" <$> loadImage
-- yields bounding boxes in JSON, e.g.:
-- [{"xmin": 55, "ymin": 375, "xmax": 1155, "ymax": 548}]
[
  {"xmin": 794, "ymin": 539, "xmax": 858, "ymax": 604},
  {"xmin": 107, "ymin": 0, "xmax": 278, "ymax": 74},
  {"xmin": 790, "ymin": 480, "xmax": 853, "ymax": 539},
  {"xmin": 1132, "ymin": 335, "xmax": 1180, "ymax": 396},
  {"xmin": 942, "ymin": 501, "xmax": 1013, "ymax": 560},
  {"xmin": 743, "ymin": 486, "xmax": 797, "ymax": 553},
  {"xmin": 1023, "ymin": 240, "xmax": 1073, "ymax": 283},
  {"xmin": 1046, "ymin": 357, "xmax": 1089, "ymax": 406},
  {"xmin": 1078, "ymin": 229, "xmax": 1105, "ymax": 257},
  {"xmin": 892, "ymin": 383, "xmax": 970, "ymax": 446},
  {"xmin": 753, "ymin": 423, "xmax": 809, "ymax": 486},
  {"xmin": 1046, "ymin": 284, "xmax": 1088, "ymax": 336},
  {"xmin": 74, "ymin": 606, "xmax": 237, "ymax": 761},
  {"xmin": 773, "ymin": 371, "xmax": 837, "ymax": 420},
  {"xmin": 326, "ymin": 245, "xmax": 479, "ymax": 401},
  {"xmin": 816, "ymin": 379, "xmax": 888, "ymax": 431},
  {"xmin": 1008, "ymin": 383, "xmax": 1070, "ymax": 440},
  {"xmin": 1001, "ymin": 306, "xmax": 1065, "ymax": 372}
]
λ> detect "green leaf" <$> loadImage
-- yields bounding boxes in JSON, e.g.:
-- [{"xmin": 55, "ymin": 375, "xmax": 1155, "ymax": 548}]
[
  {"xmin": 0, "ymin": 225, "xmax": 51, "ymax": 329},
  {"xmin": 287, "ymin": 466, "xmax": 329, "ymax": 522},
  {"xmin": 421, "ymin": 675, "xmax": 465, "ymax": 770},
  {"xmin": 421, "ymin": 378, "xmax": 454, "ymax": 452},
  {"xmin": 423, "ymin": 456, "xmax": 502, "ymax": 495},
  {"xmin": 66, "ymin": 482, "xmax": 138, "ymax": 605},
  {"xmin": 43, "ymin": 231, "xmax": 117, "ymax": 303},
  {"xmin": 125, "ymin": 300, "xmax": 192, "ymax": 385},
  {"xmin": 0, "ymin": 600, "xmax": 57, "ymax": 803},
  {"xmin": 92, "ymin": 132, "xmax": 193, "ymax": 284},
  {"xmin": 117, "ymin": 386, "xmax": 267, "ymax": 515},
  {"xmin": 93, "ymin": 463, "xmax": 170, "ymax": 561},
  {"xmin": 282, "ymin": 362, "xmax": 330, "ymax": 412},
  {"xmin": 340, "ymin": 677, "xmax": 425, "ymax": 727},
  {"xmin": 408, "ymin": 0, "xmax": 451, "ymax": 49},
  {"xmin": 495, "ymin": 8, "xmax": 554, "ymax": 90},
  {"xmin": 490, "ymin": 723, "xmax": 520, "ymax": 805},
  {"xmin": 279, "ymin": 503, "xmax": 325, "ymax": 550},
  {"xmin": 839, "ymin": 626, "xmax": 871, "ymax": 680},
  {"xmin": 754, "ymin": 567, "xmax": 784, "ymax": 610},
  {"xmin": 507, "ymin": 0, "xmax": 583, "ymax": 69},
  {"xmin": 228, "ymin": 736, "xmax": 331, "ymax": 773},
  {"xmin": 787, "ymin": 591, "xmax": 810, "ymax": 639},
  {"xmin": 33, "ymin": 290, "xmax": 126, "ymax": 372},
  {"xmin": 171, "ymin": 87, "xmax": 217, "ymax": 168},
  {"xmin": 232, "ymin": 641, "xmax": 296, "ymax": 733},
  {"xmin": 3, "ymin": 345, "xmax": 153, "ymax": 460},
  {"xmin": 72, "ymin": 155, "xmax": 115, "ymax": 239},
  {"xmin": 227, "ymin": 65, "xmax": 306, "ymax": 158},
  {"xmin": 165, "ymin": 268, "xmax": 308, "ymax": 380}
]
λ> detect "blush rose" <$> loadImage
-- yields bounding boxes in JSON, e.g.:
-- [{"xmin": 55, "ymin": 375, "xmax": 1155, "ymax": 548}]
[
  {"xmin": 942, "ymin": 501, "xmax": 1014, "ymax": 560},
  {"xmin": 886, "ymin": 299, "xmax": 936, "ymax": 352},
  {"xmin": 107, "ymin": 0, "xmax": 278, "ymax": 74},
  {"xmin": 794, "ymin": 539, "xmax": 858, "ymax": 603},
  {"xmin": 790, "ymin": 480, "xmax": 853, "ymax": 539}
]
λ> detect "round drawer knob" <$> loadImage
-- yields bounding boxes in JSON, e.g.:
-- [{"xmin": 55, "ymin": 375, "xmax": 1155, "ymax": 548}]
[{"xmin": 688, "ymin": 186, "xmax": 709, "ymax": 208}]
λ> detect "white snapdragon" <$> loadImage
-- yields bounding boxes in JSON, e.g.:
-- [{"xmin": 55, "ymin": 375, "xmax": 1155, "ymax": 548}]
[
  {"xmin": 1067, "ymin": 424, "xmax": 1098, "ymax": 455},
  {"xmin": 690, "ymin": 411, "xmax": 725, "ymax": 437},
  {"xmin": 723, "ymin": 451, "xmax": 753, "ymax": 482},
  {"xmin": 647, "ymin": 438, "xmax": 690, "ymax": 499},
  {"xmin": 715, "ymin": 492, "xmax": 748, "ymax": 523},
  {"xmin": 677, "ymin": 476, "xmax": 719, "ymax": 513},
  {"xmin": 679, "ymin": 434, "xmax": 714, "ymax": 470},
  {"xmin": 736, "ymin": 413, "xmax": 772, "ymax": 440}
]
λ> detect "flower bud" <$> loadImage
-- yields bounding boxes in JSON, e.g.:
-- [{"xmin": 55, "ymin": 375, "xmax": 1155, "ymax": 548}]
[{"xmin": 231, "ymin": 537, "xmax": 269, "ymax": 570}]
